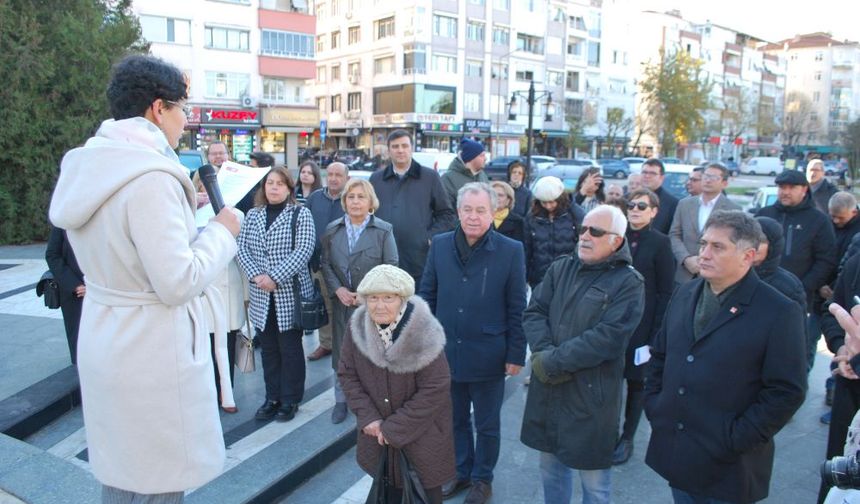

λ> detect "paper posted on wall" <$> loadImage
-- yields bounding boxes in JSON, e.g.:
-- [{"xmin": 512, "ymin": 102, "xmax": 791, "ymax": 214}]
[
  {"xmin": 634, "ymin": 345, "xmax": 651, "ymax": 366},
  {"xmin": 195, "ymin": 161, "xmax": 269, "ymax": 228}
]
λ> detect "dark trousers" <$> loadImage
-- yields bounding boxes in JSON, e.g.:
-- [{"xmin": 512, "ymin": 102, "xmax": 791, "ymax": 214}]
[
  {"xmin": 382, "ymin": 484, "xmax": 442, "ymax": 504},
  {"xmin": 260, "ymin": 299, "xmax": 305, "ymax": 404},
  {"xmin": 211, "ymin": 330, "xmax": 238, "ymax": 407},
  {"xmin": 819, "ymin": 375, "xmax": 860, "ymax": 502},
  {"xmin": 60, "ymin": 296, "xmax": 82, "ymax": 365},
  {"xmin": 450, "ymin": 378, "xmax": 505, "ymax": 483},
  {"xmin": 620, "ymin": 379, "xmax": 646, "ymax": 441}
]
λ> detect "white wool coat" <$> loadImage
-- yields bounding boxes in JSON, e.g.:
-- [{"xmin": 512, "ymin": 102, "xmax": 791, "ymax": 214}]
[{"xmin": 49, "ymin": 117, "xmax": 237, "ymax": 494}]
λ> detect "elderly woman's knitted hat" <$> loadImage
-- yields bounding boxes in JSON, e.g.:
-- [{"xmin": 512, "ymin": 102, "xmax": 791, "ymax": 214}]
[{"xmin": 356, "ymin": 264, "xmax": 415, "ymax": 298}]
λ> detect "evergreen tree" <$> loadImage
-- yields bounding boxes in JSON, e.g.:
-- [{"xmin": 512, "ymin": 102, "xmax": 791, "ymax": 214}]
[{"xmin": 0, "ymin": 0, "xmax": 146, "ymax": 244}]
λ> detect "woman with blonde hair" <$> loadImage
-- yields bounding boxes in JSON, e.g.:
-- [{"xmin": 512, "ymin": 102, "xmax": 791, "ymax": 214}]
[
  {"xmin": 490, "ymin": 180, "xmax": 525, "ymax": 243},
  {"xmin": 321, "ymin": 178, "xmax": 398, "ymax": 423}
]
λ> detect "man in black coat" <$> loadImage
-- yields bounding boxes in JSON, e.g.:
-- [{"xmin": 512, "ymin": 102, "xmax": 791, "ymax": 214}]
[
  {"xmin": 370, "ymin": 130, "xmax": 455, "ymax": 283},
  {"xmin": 757, "ymin": 169, "xmax": 837, "ymax": 371},
  {"xmin": 645, "ymin": 210, "xmax": 807, "ymax": 504},
  {"xmin": 640, "ymin": 158, "xmax": 679, "ymax": 234},
  {"xmin": 613, "ymin": 188, "xmax": 675, "ymax": 465},
  {"xmin": 807, "ymin": 159, "xmax": 839, "ymax": 214}
]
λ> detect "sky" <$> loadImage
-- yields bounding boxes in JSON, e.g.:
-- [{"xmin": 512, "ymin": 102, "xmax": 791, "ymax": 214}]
[{"xmin": 637, "ymin": 0, "xmax": 858, "ymax": 43}]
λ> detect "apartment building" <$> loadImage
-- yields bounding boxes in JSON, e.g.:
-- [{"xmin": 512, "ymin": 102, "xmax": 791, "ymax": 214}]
[
  {"xmin": 763, "ymin": 32, "xmax": 860, "ymax": 150},
  {"xmin": 132, "ymin": 0, "xmax": 317, "ymax": 167}
]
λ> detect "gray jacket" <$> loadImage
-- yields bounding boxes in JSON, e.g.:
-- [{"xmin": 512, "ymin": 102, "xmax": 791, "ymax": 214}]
[
  {"xmin": 320, "ymin": 215, "xmax": 399, "ymax": 294},
  {"xmin": 669, "ymin": 194, "xmax": 741, "ymax": 283},
  {"xmin": 440, "ymin": 157, "xmax": 489, "ymax": 209},
  {"xmin": 520, "ymin": 243, "xmax": 645, "ymax": 470}
]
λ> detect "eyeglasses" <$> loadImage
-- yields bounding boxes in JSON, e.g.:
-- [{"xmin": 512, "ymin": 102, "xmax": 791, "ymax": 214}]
[
  {"xmin": 702, "ymin": 174, "xmax": 723, "ymax": 181},
  {"xmin": 579, "ymin": 225, "xmax": 618, "ymax": 238},
  {"xmin": 626, "ymin": 201, "xmax": 651, "ymax": 211},
  {"xmin": 165, "ymin": 100, "xmax": 192, "ymax": 118}
]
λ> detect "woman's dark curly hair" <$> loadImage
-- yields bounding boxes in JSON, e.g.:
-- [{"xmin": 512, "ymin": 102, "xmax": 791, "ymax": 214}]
[{"xmin": 106, "ymin": 55, "xmax": 187, "ymax": 120}]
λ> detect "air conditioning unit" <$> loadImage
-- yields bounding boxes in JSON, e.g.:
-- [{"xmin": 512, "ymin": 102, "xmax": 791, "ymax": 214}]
[
  {"xmin": 348, "ymin": 74, "xmax": 360, "ymax": 84},
  {"xmin": 241, "ymin": 95, "xmax": 256, "ymax": 108}
]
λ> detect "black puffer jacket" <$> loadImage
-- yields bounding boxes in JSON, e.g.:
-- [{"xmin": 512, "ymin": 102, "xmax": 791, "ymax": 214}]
[
  {"xmin": 512, "ymin": 184, "xmax": 533, "ymax": 218},
  {"xmin": 524, "ymin": 204, "xmax": 586, "ymax": 286},
  {"xmin": 757, "ymin": 193, "xmax": 836, "ymax": 308},
  {"xmin": 754, "ymin": 217, "xmax": 808, "ymax": 318}
]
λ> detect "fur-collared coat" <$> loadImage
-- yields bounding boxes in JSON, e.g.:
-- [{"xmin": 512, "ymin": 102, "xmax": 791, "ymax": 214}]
[{"xmin": 337, "ymin": 296, "xmax": 456, "ymax": 490}]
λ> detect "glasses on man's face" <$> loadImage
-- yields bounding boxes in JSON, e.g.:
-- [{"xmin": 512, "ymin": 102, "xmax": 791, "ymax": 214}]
[
  {"xmin": 627, "ymin": 201, "xmax": 650, "ymax": 211},
  {"xmin": 165, "ymin": 100, "xmax": 192, "ymax": 118},
  {"xmin": 579, "ymin": 225, "xmax": 617, "ymax": 238},
  {"xmin": 702, "ymin": 174, "xmax": 723, "ymax": 181}
]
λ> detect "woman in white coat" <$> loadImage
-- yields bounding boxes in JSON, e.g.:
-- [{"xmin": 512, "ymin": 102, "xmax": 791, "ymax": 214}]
[{"xmin": 49, "ymin": 55, "xmax": 240, "ymax": 503}]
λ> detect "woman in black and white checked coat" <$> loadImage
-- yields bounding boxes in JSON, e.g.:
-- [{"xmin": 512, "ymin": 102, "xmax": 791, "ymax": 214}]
[{"xmin": 237, "ymin": 166, "xmax": 316, "ymax": 422}]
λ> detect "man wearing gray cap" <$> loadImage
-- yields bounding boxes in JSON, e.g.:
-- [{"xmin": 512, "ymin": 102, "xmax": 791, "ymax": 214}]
[{"xmin": 757, "ymin": 169, "xmax": 836, "ymax": 372}]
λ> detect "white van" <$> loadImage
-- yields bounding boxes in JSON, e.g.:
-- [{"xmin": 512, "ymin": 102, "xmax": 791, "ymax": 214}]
[{"xmin": 741, "ymin": 157, "xmax": 784, "ymax": 176}]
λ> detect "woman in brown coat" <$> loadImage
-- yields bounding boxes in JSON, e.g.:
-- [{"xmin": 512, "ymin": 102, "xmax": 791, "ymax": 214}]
[{"xmin": 338, "ymin": 265, "xmax": 455, "ymax": 504}]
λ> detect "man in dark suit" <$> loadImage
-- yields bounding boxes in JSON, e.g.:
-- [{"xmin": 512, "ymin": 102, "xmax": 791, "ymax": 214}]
[
  {"xmin": 419, "ymin": 182, "xmax": 527, "ymax": 504},
  {"xmin": 641, "ymin": 158, "xmax": 679, "ymax": 234},
  {"xmin": 644, "ymin": 210, "xmax": 807, "ymax": 504},
  {"xmin": 669, "ymin": 163, "xmax": 741, "ymax": 283}
]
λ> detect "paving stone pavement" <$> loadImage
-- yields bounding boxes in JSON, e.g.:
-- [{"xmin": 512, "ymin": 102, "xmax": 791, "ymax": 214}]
[{"xmin": 0, "ymin": 244, "xmax": 841, "ymax": 503}]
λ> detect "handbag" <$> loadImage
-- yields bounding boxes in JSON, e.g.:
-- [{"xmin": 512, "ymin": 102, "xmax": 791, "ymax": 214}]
[
  {"xmin": 365, "ymin": 449, "xmax": 430, "ymax": 504},
  {"xmin": 289, "ymin": 208, "xmax": 329, "ymax": 330},
  {"xmin": 235, "ymin": 331, "xmax": 255, "ymax": 373},
  {"xmin": 36, "ymin": 270, "xmax": 61, "ymax": 309}
]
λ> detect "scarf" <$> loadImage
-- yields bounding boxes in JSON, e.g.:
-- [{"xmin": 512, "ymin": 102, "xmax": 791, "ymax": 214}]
[
  {"xmin": 494, "ymin": 208, "xmax": 509, "ymax": 229},
  {"xmin": 375, "ymin": 300, "xmax": 409, "ymax": 350}
]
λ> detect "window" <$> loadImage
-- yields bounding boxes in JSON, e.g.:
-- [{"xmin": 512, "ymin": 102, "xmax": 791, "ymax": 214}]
[
  {"xmin": 608, "ymin": 79, "xmax": 626, "ymax": 94},
  {"xmin": 315, "ymin": 3, "xmax": 324, "ymax": 19},
  {"xmin": 262, "ymin": 30, "xmax": 314, "ymax": 59},
  {"xmin": 433, "ymin": 54, "xmax": 457, "ymax": 73},
  {"xmin": 815, "ymin": 72, "xmax": 822, "ymax": 81},
  {"xmin": 317, "ymin": 97, "xmax": 326, "ymax": 114},
  {"xmin": 567, "ymin": 37, "xmax": 584, "ymax": 56},
  {"xmin": 813, "ymin": 91, "xmax": 820, "ymax": 102},
  {"xmin": 515, "ymin": 69, "xmax": 534, "ymax": 81},
  {"xmin": 469, "ymin": 0, "xmax": 485, "ymax": 4},
  {"xmin": 491, "ymin": 63, "xmax": 508, "ymax": 79},
  {"xmin": 348, "ymin": 25, "xmax": 360, "ymax": 44},
  {"xmin": 331, "ymin": 95, "xmax": 342, "ymax": 113},
  {"xmin": 375, "ymin": 16, "xmax": 395, "ymax": 39},
  {"xmin": 493, "ymin": 0, "xmax": 510, "ymax": 9},
  {"xmin": 568, "ymin": 15, "xmax": 586, "ymax": 31},
  {"xmin": 316, "ymin": 34, "xmax": 325, "ymax": 52},
  {"xmin": 403, "ymin": 44, "xmax": 426, "ymax": 74},
  {"xmin": 588, "ymin": 41, "xmax": 600, "ymax": 67},
  {"xmin": 566, "ymin": 71, "xmax": 579, "ymax": 91},
  {"xmin": 466, "ymin": 22, "xmax": 485, "ymax": 41},
  {"xmin": 587, "ymin": 12, "xmax": 601, "ymax": 37},
  {"xmin": 348, "ymin": 61, "xmax": 361, "ymax": 77},
  {"xmin": 374, "ymin": 55, "xmax": 395, "ymax": 75},
  {"xmin": 348, "ymin": 92, "xmax": 361, "ymax": 111},
  {"xmin": 205, "ymin": 72, "xmax": 249, "ymax": 99},
  {"xmin": 492, "ymin": 26, "xmax": 509, "ymax": 45},
  {"xmin": 139, "ymin": 15, "xmax": 191, "ymax": 44},
  {"xmin": 331, "ymin": 64, "xmax": 341, "ymax": 81},
  {"xmin": 331, "ymin": 30, "xmax": 340, "ymax": 49},
  {"xmin": 330, "ymin": 0, "xmax": 339, "ymax": 16},
  {"xmin": 519, "ymin": 0, "xmax": 535, "ymax": 12},
  {"xmin": 565, "ymin": 98, "xmax": 583, "ymax": 118},
  {"xmin": 516, "ymin": 34, "xmax": 543, "ymax": 54},
  {"xmin": 316, "ymin": 66, "xmax": 326, "ymax": 83},
  {"xmin": 612, "ymin": 50, "xmax": 618, "ymax": 64},
  {"xmin": 815, "ymin": 52, "xmax": 824, "ymax": 62},
  {"xmin": 204, "ymin": 26, "xmax": 249, "ymax": 51},
  {"xmin": 465, "ymin": 60, "xmax": 483, "ymax": 78},
  {"xmin": 262, "ymin": 78, "xmax": 303, "ymax": 104},
  {"xmin": 433, "ymin": 15, "xmax": 457, "ymax": 38},
  {"xmin": 547, "ymin": 70, "xmax": 563, "ymax": 86},
  {"xmin": 465, "ymin": 92, "xmax": 481, "ymax": 113}
]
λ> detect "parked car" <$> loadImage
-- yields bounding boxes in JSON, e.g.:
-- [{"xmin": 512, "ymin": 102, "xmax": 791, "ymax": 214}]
[
  {"xmin": 747, "ymin": 186, "xmax": 779, "ymax": 213},
  {"xmin": 597, "ymin": 158, "xmax": 630, "ymax": 179},
  {"xmin": 178, "ymin": 150, "xmax": 206, "ymax": 176},
  {"xmin": 334, "ymin": 149, "xmax": 368, "ymax": 169},
  {"xmin": 530, "ymin": 166, "xmax": 590, "ymax": 194},
  {"xmin": 544, "ymin": 159, "xmax": 602, "ymax": 182},
  {"xmin": 484, "ymin": 155, "xmax": 538, "ymax": 180},
  {"xmin": 531, "ymin": 155, "xmax": 558, "ymax": 171},
  {"xmin": 661, "ymin": 163, "xmax": 697, "ymax": 200},
  {"xmin": 741, "ymin": 157, "xmax": 784, "ymax": 176},
  {"xmin": 622, "ymin": 157, "xmax": 647, "ymax": 174},
  {"xmin": 660, "ymin": 157, "xmax": 683, "ymax": 165}
]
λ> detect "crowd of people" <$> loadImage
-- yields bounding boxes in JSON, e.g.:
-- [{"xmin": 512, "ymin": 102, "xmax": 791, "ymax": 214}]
[{"xmin": 46, "ymin": 55, "xmax": 860, "ymax": 504}]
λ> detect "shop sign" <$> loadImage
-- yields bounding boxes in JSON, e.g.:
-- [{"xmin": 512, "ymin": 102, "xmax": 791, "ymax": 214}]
[
  {"xmin": 261, "ymin": 107, "xmax": 319, "ymax": 126},
  {"xmin": 372, "ymin": 113, "xmax": 459, "ymax": 126},
  {"xmin": 420, "ymin": 122, "xmax": 463, "ymax": 132},
  {"xmin": 464, "ymin": 119, "xmax": 492, "ymax": 133},
  {"xmin": 497, "ymin": 124, "xmax": 526, "ymax": 135},
  {"xmin": 200, "ymin": 107, "xmax": 260, "ymax": 125}
]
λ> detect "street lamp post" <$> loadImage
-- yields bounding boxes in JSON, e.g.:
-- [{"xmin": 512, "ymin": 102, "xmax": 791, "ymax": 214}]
[{"xmin": 508, "ymin": 80, "xmax": 552, "ymax": 179}]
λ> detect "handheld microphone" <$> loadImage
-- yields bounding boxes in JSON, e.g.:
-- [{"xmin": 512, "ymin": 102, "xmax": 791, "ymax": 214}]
[{"xmin": 197, "ymin": 164, "xmax": 225, "ymax": 214}]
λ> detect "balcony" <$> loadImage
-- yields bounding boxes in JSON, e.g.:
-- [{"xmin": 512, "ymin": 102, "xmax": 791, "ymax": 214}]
[{"xmin": 834, "ymin": 60, "xmax": 854, "ymax": 69}]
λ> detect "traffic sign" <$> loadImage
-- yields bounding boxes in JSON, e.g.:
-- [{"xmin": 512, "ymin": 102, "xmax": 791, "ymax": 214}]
[{"xmin": 320, "ymin": 120, "xmax": 327, "ymax": 142}]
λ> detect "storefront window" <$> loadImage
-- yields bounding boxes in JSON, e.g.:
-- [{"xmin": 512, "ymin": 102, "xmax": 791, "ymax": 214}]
[{"xmin": 260, "ymin": 130, "xmax": 285, "ymax": 155}]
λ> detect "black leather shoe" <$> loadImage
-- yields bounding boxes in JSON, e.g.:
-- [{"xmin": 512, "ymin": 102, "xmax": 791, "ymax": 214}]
[
  {"xmin": 331, "ymin": 402, "xmax": 348, "ymax": 424},
  {"xmin": 275, "ymin": 403, "xmax": 299, "ymax": 422},
  {"xmin": 441, "ymin": 478, "xmax": 471, "ymax": 499},
  {"xmin": 463, "ymin": 480, "xmax": 492, "ymax": 504},
  {"xmin": 255, "ymin": 400, "xmax": 281, "ymax": 420},
  {"xmin": 612, "ymin": 438, "xmax": 633, "ymax": 465}
]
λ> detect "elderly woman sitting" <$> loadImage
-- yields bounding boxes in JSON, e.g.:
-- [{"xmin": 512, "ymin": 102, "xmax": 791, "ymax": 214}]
[{"xmin": 337, "ymin": 265, "xmax": 455, "ymax": 504}]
